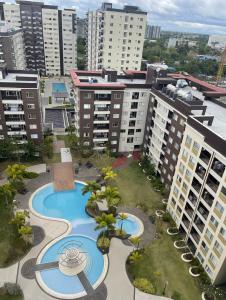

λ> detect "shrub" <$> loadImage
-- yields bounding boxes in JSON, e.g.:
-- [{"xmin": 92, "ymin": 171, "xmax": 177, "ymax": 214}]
[
  {"xmin": 23, "ymin": 171, "xmax": 39, "ymax": 179},
  {"xmin": 4, "ymin": 283, "xmax": 23, "ymax": 296},
  {"xmin": 172, "ymin": 291, "xmax": 182, "ymax": 300},
  {"xmin": 115, "ymin": 229, "xmax": 127, "ymax": 238},
  {"xmin": 162, "ymin": 212, "xmax": 171, "ymax": 223},
  {"xmin": 97, "ymin": 236, "xmax": 110, "ymax": 249},
  {"xmin": 133, "ymin": 278, "xmax": 156, "ymax": 294}
]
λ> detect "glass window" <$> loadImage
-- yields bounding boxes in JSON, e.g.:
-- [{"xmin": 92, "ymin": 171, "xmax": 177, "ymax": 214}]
[
  {"xmin": 210, "ymin": 216, "xmax": 219, "ymax": 228},
  {"xmin": 215, "ymin": 201, "xmax": 224, "ymax": 214},
  {"xmin": 84, "ymin": 114, "xmax": 90, "ymax": 119},
  {"xmin": 84, "ymin": 104, "xmax": 90, "ymax": 109},
  {"xmin": 114, "ymin": 104, "xmax": 120, "ymax": 109},
  {"xmin": 214, "ymin": 240, "xmax": 223, "ymax": 255},
  {"xmin": 185, "ymin": 135, "xmax": 192, "ymax": 146},
  {"xmin": 205, "ymin": 228, "xmax": 213, "ymax": 241}
]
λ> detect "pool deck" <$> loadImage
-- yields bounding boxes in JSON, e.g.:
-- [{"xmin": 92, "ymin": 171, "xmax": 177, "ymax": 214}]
[{"xmin": 0, "ymin": 168, "xmax": 171, "ymax": 300}]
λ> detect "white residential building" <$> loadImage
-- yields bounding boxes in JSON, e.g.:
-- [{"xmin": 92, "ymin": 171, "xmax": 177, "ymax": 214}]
[
  {"xmin": 208, "ymin": 35, "xmax": 226, "ymax": 50},
  {"xmin": 87, "ymin": 3, "xmax": 147, "ymax": 72},
  {"xmin": 3, "ymin": 3, "xmax": 21, "ymax": 28}
]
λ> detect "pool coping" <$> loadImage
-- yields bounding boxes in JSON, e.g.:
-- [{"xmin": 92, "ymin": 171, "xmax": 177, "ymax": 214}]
[
  {"xmin": 29, "ymin": 180, "xmax": 109, "ymax": 300},
  {"xmin": 118, "ymin": 212, "xmax": 144, "ymax": 238}
]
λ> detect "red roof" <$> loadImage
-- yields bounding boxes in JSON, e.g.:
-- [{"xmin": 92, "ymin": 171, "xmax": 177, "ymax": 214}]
[
  {"xmin": 123, "ymin": 70, "xmax": 147, "ymax": 76},
  {"xmin": 70, "ymin": 69, "xmax": 126, "ymax": 89},
  {"xmin": 169, "ymin": 73, "xmax": 226, "ymax": 94}
]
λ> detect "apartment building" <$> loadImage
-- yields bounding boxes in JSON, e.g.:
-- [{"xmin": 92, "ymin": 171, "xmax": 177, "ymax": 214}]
[
  {"xmin": 70, "ymin": 68, "xmax": 150, "ymax": 152},
  {"xmin": 145, "ymin": 25, "xmax": 161, "ymax": 40},
  {"xmin": 141, "ymin": 66, "xmax": 226, "ymax": 284},
  {"xmin": 0, "ymin": 22, "xmax": 26, "ymax": 70},
  {"xmin": 2, "ymin": 1, "xmax": 77, "ymax": 76},
  {"xmin": 0, "ymin": 65, "xmax": 43, "ymax": 144},
  {"xmin": 87, "ymin": 3, "xmax": 147, "ymax": 72}
]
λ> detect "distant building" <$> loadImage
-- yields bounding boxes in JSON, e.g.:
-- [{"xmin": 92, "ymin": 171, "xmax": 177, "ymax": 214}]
[
  {"xmin": 145, "ymin": 25, "xmax": 161, "ymax": 40},
  {"xmin": 168, "ymin": 37, "xmax": 197, "ymax": 48},
  {"xmin": 0, "ymin": 22, "xmax": 26, "ymax": 70},
  {"xmin": 87, "ymin": 2, "xmax": 147, "ymax": 72},
  {"xmin": 196, "ymin": 55, "xmax": 219, "ymax": 62},
  {"xmin": 208, "ymin": 35, "xmax": 226, "ymax": 50},
  {"xmin": 77, "ymin": 18, "xmax": 86, "ymax": 39}
]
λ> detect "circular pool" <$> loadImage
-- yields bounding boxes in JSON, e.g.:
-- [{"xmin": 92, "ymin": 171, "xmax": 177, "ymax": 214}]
[{"xmin": 116, "ymin": 213, "xmax": 144, "ymax": 237}]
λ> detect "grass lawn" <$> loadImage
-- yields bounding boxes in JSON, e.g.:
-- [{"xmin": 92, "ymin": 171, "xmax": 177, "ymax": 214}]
[
  {"xmin": 114, "ymin": 161, "xmax": 202, "ymax": 300},
  {"xmin": 114, "ymin": 161, "xmax": 164, "ymax": 215},
  {"xmin": 0, "ymin": 200, "xmax": 31, "ymax": 267},
  {"xmin": 127, "ymin": 232, "xmax": 202, "ymax": 300}
]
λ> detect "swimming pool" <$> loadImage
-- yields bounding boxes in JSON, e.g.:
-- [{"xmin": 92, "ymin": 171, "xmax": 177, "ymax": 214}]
[
  {"xmin": 52, "ymin": 83, "xmax": 67, "ymax": 93},
  {"xmin": 31, "ymin": 182, "xmax": 143, "ymax": 299}
]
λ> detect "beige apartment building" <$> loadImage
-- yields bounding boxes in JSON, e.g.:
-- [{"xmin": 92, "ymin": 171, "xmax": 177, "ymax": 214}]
[{"xmin": 87, "ymin": 3, "xmax": 147, "ymax": 72}]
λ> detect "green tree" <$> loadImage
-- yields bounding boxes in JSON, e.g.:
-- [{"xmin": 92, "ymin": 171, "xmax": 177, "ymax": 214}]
[
  {"xmin": 11, "ymin": 210, "xmax": 30, "ymax": 230},
  {"xmin": 100, "ymin": 186, "xmax": 121, "ymax": 209},
  {"xmin": 0, "ymin": 183, "xmax": 15, "ymax": 207},
  {"xmin": 118, "ymin": 213, "xmax": 128, "ymax": 232},
  {"xmin": 77, "ymin": 37, "xmax": 86, "ymax": 70},
  {"xmin": 23, "ymin": 139, "xmax": 37, "ymax": 160},
  {"xmin": 101, "ymin": 166, "xmax": 117, "ymax": 181},
  {"xmin": 129, "ymin": 236, "xmax": 141, "ymax": 250},
  {"xmin": 128, "ymin": 250, "xmax": 142, "ymax": 264},
  {"xmin": 82, "ymin": 181, "xmax": 101, "ymax": 195},
  {"xmin": 41, "ymin": 136, "xmax": 53, "ymax": 159},
  {"xmin": 6, "ymin": 164, "xmax": 26, "ymax": 182},
  {"xmin": 95, "ymin": 213, "xmax": 116, "ymax": 241}
]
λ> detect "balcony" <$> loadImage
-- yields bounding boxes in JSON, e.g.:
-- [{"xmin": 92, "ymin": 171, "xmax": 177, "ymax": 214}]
[
  {"xmin": 206, "ymin": 174, "xmax": 219, "ymax": 193},
  {"xmin": 211, "ymin": 158, "xmax": 225, "ymax": 177},
  {"xmin": 168, "ymin": 111, "xmax": 173, "ymax": 119},
  {"xmin": 182, "ymin": 215, "xmax": 190, "ymax": 229},
  {"xmin": 93, "ymin": 124, "xmax": 109, "ymax": 130},
  {"xmin": 166, "ymin": 122, "xmax": 171, "ymax": 131},
  {"xmin": 188, "ymin": 191, "xmax": 198, "ymax": 206},
  {"xmin": 94, "ymin": 105, "xmax": 110, "ymax": 112},
  {"xmin": 202, "ymin": 189, "xmax": 214, "ymax": 207},
  {"xmin": 191, "ymin": 178, "xmax": 201, "ymax": 194},
  {"xmin": 94, "ymin": 94, "xmax": 111, "ymax": 101},
  {"xmin": 187, "ymin": 238, "xmax": 197, "ymax": 254},
  {"xmin": 190, "ymin": 228, "xmax": 200, "ymax": 245},
  {"xmin": 163, "ymin": 133, "xmax": 168, "ymax": 142},
  {"xmin": 194, "ymin": 216, "xmax": 205, "ymax": 233},
  {"xmin": 197, "ymin": 203, "xmax": 209, "ymax": 220},
  {"xmin": 195, "ymin": 163, "xmax": 206, "ymax": 179},
  {"xmin": 200, "ymin": 148, "xmax": 211, "ymax": 165},
  {"xmin": 5, "ymin": 115, "xmax": 25, "ymax": 122},
  {"xmin": 185, "ymin": 203, "xmax": 194, "ymax": 218}
]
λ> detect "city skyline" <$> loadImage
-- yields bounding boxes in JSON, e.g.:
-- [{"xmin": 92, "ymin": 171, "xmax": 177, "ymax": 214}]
[{"xmin": 10, "ymin": 0, "xmax": 225, "ymax": 35}]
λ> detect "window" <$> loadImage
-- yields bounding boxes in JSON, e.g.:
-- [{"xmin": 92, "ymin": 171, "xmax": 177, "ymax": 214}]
[
  {"xmin": 29, "ymin": 124, "xmax": 37, "ymax": 129},
  {"xmin": 210, "ymin": 216, "xmax": 219, "ymax": 228},
  {"xmin": 84, "ymin": 104, "xmax": 90, "ymax": 109},
  {"xmin": 111, "ymin": 140, "xmax": 117, "ymax": 145},
  {"xmin": 169, "ymin": 137, "xmax": 173, "ymax": 144},
  {"xmin": 197, "ymin": 253, "xmax": 204, "ymax": 264},
  {"xmin": 112, "ymin": 132, "xmax": 117, "ymax": 137},
  {"xmin": 170, "ymin": 164, "xmax": 174, "ymax": 171},
  {"xmin": 136, "ymin": 129, "xmax": 141, "ymax": 133},
  {"xmin": 193, "ymin": 141, "xmax": 200, "ymax": 152},
  {"xmin": 175, "ymin": 143, "xmax": 179, "ymax": 150},
  {"xmin": 214, "ymin": 241, "xmax": 223, "ymax": 255},
  {"xmin": 128, "ymin": 129, "xmax": 134, "ymax": 135},
  {"xmin": 120, "ymin": 129, "xmax": 126, "ymax": 133},
  {"xmin": 209, "ymin": 253, "xmax": 217, "ymax": 266},
  {"xmin": 83, "ymin": 132, "xmax": 90, "ymax": 137},
  {"xmin": 27, "ymin": 104, "xmax": 35, "ymax": 109},
  {"xmin": 177, "ymin": 131, "xmax": 182, "ymax": 138},
  {"xmin": 180, "ymin": 119, "xmax": 185, "ymax": 126},
  {"xmin": 84, "ymin": 114, "xmax": 90, "ymax": 119},
  {"xmin": 130, "ymin": 111, "xmax": 137, "ymax": 118},
  {"xmin": 127, "ymin": 137, "xmax": 133, "ymax": 143},
  {"xmin": 219, "ymin": 227, "xmax": 226, "ymax": 240},
  {"xmin": 112, "ymin": 122, "xmax": 119, "ymax": 127},
  {"xmin": 114, "ymin": 94, "xmax": 121, "ymax": 100},
  {"xmin": 171, "ymin": 126, "xmax": 175, "ymax": 133},
  {"xmin": 28, "ymin": 114, "xmax": 36, "ymax": 119},
  {"xmin": 185, "ymin": 135, "xmax": 192, "ymax": 146},
  {"xmin": 113, "ymin": 114, "xmax": 119, "ymax": 118},
  {"xmin": 83, "ymin": 92, "xmax": 91, "ymax": 99},
  {"xmin": 215, "ymin": 201, "xmax": 224, "ymax": 214},
  {"xmin": 113, "ymin": 104, "xmax": 120, "ymax": 109},
  {"xmin": 173, "ymin": 186, "xmax": 179, "ymax": 197},
  {"xmin": 172, "ymin": 154, "xmax": 177, "ymax": 161},
  {"xmin": 129, "ymin": 120, "xmax": 136, "ymax": 127},
  {"xmin": 205, "ymin": 228, "xmax": 213, "ymax": 241},
  {"xmin": 26, "ymin": 92, "xmax": 34, "ymax": 98},
  {"xmin": 0, "ymin": 125, "xmax": 2, "ymax": 130},
  {"xmin": 132, "ymin": 92, "xmax": 139, "ymax": 99},
  {"xmin": 31, "ymin": 134, "xmax": 38, "ymax": 139},
  {"xmin": 173, "ymin": 114, "xmax": 178, "ymax": 121},
  {"xmin": 131, "ymin": 102, "xmax": 138, "ymax": 109}
]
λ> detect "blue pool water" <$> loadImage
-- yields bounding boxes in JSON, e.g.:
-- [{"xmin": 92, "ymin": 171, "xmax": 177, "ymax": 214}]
[
  {"xmin": 116, "ymin": 215, "xmax": 140, "ymax": 236},
  {"xmin": 32, "ymin": 182, "xmax": 142, "ymax": 297},
  {"xmin": 52, "ymin": 83, "xmax": 67, "ymax": 93}
]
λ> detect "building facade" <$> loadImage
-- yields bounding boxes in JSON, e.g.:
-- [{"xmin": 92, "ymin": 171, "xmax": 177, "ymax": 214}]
[
  {"xmin": 0, "ymin": 66, "xmax": 43, "ymax": 144},
  {"xmin": 87, "ymin": 3, "xmax": 147, "ymax": 72},
  {"xmin": 0, "ymin": 23, "xmax": 26, "ymax": 70},
  {"xmin": 145, "ymin": 25, "xmax": 161, "ymax": 40},
  {"xmin": 70, "ymin": 69, "xmax": 150, "ymax": 153},
  {"xmin": 2, "ymin": 1, "xmax": 77, "ymax": 76}
]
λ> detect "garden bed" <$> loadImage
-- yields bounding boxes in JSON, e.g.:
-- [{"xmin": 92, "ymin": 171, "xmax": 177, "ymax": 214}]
[
  {"xmin": 155, "ymin": 210, "xmax": 164, "ymax": 217},
  {"xmin": 174, "ymin": 240, "xmax": 187, "ymax": 249},
  {"xmin": 202, "ymin": 291, "xmax": 215, "ymax": 300},
  {"xmin": 167, "ymin": 227, "xmax": 179, "ymax": 235},
  {"xmin": 181, "ymin": 252, "xmax": 193, "ymax": 262},
  {"xmin": 189, "ymin": 266, "xmax": 200, "ymax": 277}
]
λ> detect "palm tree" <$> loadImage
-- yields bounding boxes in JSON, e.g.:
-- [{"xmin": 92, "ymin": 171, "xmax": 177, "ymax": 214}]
[
  {"xmin": 101, "ymin": 166, "xmax": 117, "ymax": 182},
  {"xmin": 6, "ymin": 164, "xmax": 26, "ymax": 183},
  {"xmin": 0, "ymin": 183, "xmax": 15, "ymax": 207},
  {"xmin": 128, "ymin": 250, "xmax": 142, "ymax": 264},
  {"xmin": 100, "ymin": 186, "xmax": 121, "ymax": 208},
  {"xmin": 129, "ymin": 236, "xmax": 141, "ymax": 250},
  {"xmin": 118, "ymin": 213, "xmax": 128, "ymax": 232},
  {"xmin": 95, "ymin": 213, "xmax": 116, "ymax": 241},
  {"xmin": 82, "ymin": 181, "xmax": 101, "ymax": 195}
]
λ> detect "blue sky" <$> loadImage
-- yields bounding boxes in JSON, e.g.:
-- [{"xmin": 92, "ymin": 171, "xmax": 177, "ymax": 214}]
[{"xmin": 10, "ymin": 0, "xmax": 226, "ymax": 35}]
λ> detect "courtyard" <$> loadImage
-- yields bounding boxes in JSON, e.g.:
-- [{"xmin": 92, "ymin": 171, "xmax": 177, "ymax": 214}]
[{"xmin": 0, "ymin": 153, "xmax": 220, "ymax": 300}]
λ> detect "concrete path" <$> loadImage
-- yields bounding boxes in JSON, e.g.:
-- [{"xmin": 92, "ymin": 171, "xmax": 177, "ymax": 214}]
[
  {"xmin": 0, "ymin": 263, "xmax": 18, "ymax": 287},
  {"xmin": 105, "ymin": 238, "xmax": 171, "ymax": 300},
  {"xmin": 26, "ymin": 164, "xmax": 47, "ymax": 174}
]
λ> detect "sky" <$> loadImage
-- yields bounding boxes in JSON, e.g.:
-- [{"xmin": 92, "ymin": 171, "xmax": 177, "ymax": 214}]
[{"xmin": 8, "ymin": 0, "xmax": 226, "ymax": 35}]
